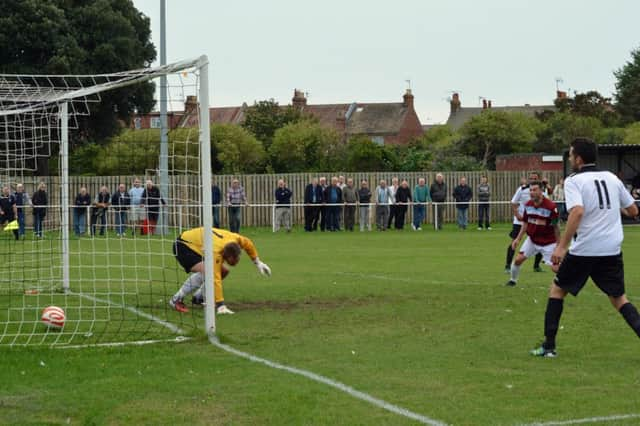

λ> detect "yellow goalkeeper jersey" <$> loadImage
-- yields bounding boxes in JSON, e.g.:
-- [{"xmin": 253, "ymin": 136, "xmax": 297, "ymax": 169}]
[{"xmin": 178, "ymin": 227, "xmax": 258, "ymax": 303}]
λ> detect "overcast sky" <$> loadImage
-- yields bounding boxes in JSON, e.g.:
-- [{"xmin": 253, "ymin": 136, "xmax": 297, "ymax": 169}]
[{"xmin": 132, "ymin": 0, "xmax": 639, "ymax": 124}]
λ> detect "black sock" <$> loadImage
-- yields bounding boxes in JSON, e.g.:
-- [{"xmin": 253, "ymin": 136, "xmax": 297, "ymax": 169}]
[
  {"xmin": 506, "ymin": 245, "xmax": 515, "ymax": 268},
  {"xmin": 620, "ymin": 303, "xmax": 640, "ymax": 338},
  {"xmin": 534, "ymin": 253, "xmax": 542, "ymax": 268},
  {"xmin": 544, "ymin": 298, "xmax": 564, "ymax": 350}
]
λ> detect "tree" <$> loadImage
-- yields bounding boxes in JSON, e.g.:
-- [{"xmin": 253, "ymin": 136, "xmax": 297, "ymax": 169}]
[
  {"xmin": 535, "ymin": 112, "xmax": 602, "ymax": 153},
  {"xmin": 555, "ymin": 90, "xmax": 620, "ymax": 127},
  {"xmin": 211, "ymin": 124, "xmax": 266, "ymax": 174},
  {"xmin": 623, "ymin": 122, "xmax": 640, "ymax": 145},
  {"xmin": 0, "ymin": 0, "xmax": 157, "ymax": 173},
  {"xmin": 458, "ymin": 111, "xmax": 540, "ymax": 169},
  {"xmin": 344, "ymin": 136, "xmax": 396, "ymax": 171},
  {"xmin": 269, "ymin": 120, "xmax": 343, "ymax": 172},
  {"xmin": 615, "ymin": 45, "xmax": 640, "ymax": 122},
  {"xmin": 242, "ymin": 99, "xmax": 305, "ymax": 150}
]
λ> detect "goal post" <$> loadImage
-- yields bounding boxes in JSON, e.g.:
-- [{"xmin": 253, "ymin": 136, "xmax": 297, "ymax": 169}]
[{"xmin": 0, "ymin": 56, "xmax": 215, "ymax": 346}]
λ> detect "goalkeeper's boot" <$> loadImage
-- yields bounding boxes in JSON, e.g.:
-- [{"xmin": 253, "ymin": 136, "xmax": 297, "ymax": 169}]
[
  {"xmin": 216, "ymin": 305, "xmax": 235, "ymax": 315},
  {"xmin": 505, "ymin": 280, "xmax": 516, "ymax": 287},
  {"xmin": 191, "ymin": 295, "xmax": 206, "ymax": 307},
  {"xmin": 530, "ymin": 345, "xmax": 557, "ymax": 358},
  {"xmin": 533, "ymin": 266, "xmax": 544, "ymax": 273},
  {"xmin": 169, "ymin": 297, "xmax": 189, "ymax": 313}
]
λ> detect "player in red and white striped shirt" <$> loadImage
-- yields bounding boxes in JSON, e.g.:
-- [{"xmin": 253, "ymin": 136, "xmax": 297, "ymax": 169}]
[{"xmin": 506, "ymin": 181, "xmax": 560, "ymax": 287}]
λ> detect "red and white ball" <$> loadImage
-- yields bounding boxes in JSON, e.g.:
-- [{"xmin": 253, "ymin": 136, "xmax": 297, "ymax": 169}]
[{"xmin": 41, "ymin": 306, "xmax": 65, "ymax": 329}]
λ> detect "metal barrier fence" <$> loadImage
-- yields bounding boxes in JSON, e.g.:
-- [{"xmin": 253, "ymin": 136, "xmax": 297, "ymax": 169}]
[
  {"xmin": 2, "ymin": 170, "xmax": 565, "ymax": 229},
  {"xmin": 7, "ymin": 201, "xmax": 519, "ymax": 237}
]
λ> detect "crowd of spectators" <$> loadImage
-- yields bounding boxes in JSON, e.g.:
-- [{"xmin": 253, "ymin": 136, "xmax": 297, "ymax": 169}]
[{"xmin": 2, "ymin": 172, "xmax": 629, "ymax": 238}]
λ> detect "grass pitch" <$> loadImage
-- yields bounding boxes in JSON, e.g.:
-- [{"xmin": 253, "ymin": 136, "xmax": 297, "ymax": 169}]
[{"xmin": 2, "ymin": 224, "xmax": 640, "ymax": 425}]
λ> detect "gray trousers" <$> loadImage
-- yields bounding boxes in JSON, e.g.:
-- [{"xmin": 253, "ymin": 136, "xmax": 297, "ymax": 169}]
[
  {"xmin": 375, "ymin": 205, "xmax": 389, "ymax": 230},
  {"xmin": 359, "ymin": 206, "xmax": 371, "ymax": 231},
  {"xmin": 274, "ymin": 207, "xmax": 291, "ymax": 231}
]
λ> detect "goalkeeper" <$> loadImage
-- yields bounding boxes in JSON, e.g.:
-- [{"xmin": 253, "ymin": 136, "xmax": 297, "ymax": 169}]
[{"xmin": 170, "ymin": 227, "xmax": 271, "ymax": 314}]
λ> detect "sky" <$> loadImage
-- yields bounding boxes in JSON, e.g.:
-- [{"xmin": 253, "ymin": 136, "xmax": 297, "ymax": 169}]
[{"xmin": 132, "ymin": 0, "xmax": 640, "ymax": 124}]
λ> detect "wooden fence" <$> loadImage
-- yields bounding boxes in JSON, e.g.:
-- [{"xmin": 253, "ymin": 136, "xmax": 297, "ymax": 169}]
[{"xmin": 5, "ymin": 170, "xmax": 565, "ymax": 231}]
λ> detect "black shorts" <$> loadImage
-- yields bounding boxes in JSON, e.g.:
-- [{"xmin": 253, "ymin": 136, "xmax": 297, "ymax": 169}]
[
  {"xmin": 173, "ymin": 240, "xmax": 203, "ymax": 273},
  {"xmin": 509, "ymin": 224, "xmax": 522, "ymax": 239},
  {"xmin": 554, "ymin": 253, "xmax": 625, "ymax": 297}
]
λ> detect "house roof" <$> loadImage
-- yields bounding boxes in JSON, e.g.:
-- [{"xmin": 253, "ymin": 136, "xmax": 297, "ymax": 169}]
[
  {"xmin": 299, "ymin": 104, "xmax": 350, "ymax": 131},
  {"xmin": 347, "ymin": 103, "xmax": 409, "ymax": 135},
  {"xmin": 446, "ymin": 105, "xmax": 555, "ymax": 131}
]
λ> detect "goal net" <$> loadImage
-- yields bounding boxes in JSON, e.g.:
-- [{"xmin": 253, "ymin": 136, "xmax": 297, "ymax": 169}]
[{"xmin": 0, "ymin": 56, "xmax": 215, "ymax": 346}]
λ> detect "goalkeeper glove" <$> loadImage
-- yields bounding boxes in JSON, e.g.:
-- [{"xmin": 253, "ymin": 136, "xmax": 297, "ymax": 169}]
[{"xmin": 253, "ymin": 258, "xmax": 271, "ymax": 276}]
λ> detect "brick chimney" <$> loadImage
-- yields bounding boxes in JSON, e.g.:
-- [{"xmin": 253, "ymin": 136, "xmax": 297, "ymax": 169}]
[
  {"xmin": 292, "ymin": 89, "xmax": 307, "ymax": 109},
  {"xmin": 450, "ymin": 92, "xmax": 461, "ymax": 113},
  {"xmin": 184, "ymin": 95, "xmax": 198, "ymax": 115},
  {"xmin": 556, "ymin": 90, "xmax": 567, "ymax": 100},
  {"xmin": 403, "ymin": 89, "xmax": 414, "ymax": 109},
  {"xmin": 488, "ymin": 100, "xmax": 492, "ymax": 108},
  {"xmin": 482, "ymin": 99, "xmax": 488, "ymax": 109}
]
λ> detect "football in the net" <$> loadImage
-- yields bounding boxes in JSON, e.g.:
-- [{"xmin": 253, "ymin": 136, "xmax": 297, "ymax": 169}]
[{"xmin": 41, "ymin": 306, "xmax": 65, "ymax": 329}]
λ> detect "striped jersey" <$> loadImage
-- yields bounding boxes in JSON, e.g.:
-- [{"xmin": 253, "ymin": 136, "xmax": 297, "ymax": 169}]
[{"xmin": 522, "ymin": 197, "xmax": 558, "ymax": 246}]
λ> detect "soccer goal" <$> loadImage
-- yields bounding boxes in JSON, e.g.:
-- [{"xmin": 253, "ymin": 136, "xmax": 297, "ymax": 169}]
[{"xmin": 0, "ymin": 56, "xmax": 216, "ymax": 346}]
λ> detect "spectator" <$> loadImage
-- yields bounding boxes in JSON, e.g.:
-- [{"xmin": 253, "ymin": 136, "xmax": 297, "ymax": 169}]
[
  {"xmin": 73, "ymin": 187, "xmax": 91, "ymax": 237},
  {"xmin": 14, "ymin": 183, "xmax": 31, "ymax": 239},
  {"xmin": 324, "ymin": 177, "xmax": 343, "ymax": 232},
  {"xmin": 374, "ymin": 179, "xmax": 392, "ymax": 231},
  {"xmin": 412, "ymin": 178, "xmax": 430, "ymax": 231},
  {"xmin": 394, "ymin": 179, "xmax": 412, "ymax": 230},
  {"xmin": 0, "ymin": 185, "xmax": 19, "ymax": 240},
  {"xmin": 453, "ymin": 176, "xmax": 473, "ymax": 230},
  {"xmin": 226, "ymin": 179, "xmax": 247, "ymax": 233},
  {"xmin": 337, "ymin": 175, "xmax": 346, "ymax": 229},
  {"xmin": 274, "ymin": 179, "xmax": 293, "ymax": 233},
  {"xmin": 342, "ymin": 178, "xmax": 358, "ymax": 232},
  {"xmin": 211, "ymin": 181, "xmax": 221, "ymax": 228},
  {"xmin": 552, "ymin": 178, "xmax": 567, "ymax": 222},
  {"xmin": 128, "ymin": 178, "xmax": 145, "ymax": 236},
  {"xmin": 111, "ymin": 183, "xmax": 130, "ymax": 237},
  {"xmin": 541, "ymin": 177, "xmax": 553, "ymax": 198},
  {"xmin": 318, "ymin": 176, "xmax": 328, "ymax": 231},
  {"xmin": 91, "ymin": 185, "xmax": 111, "ymax": 236},
  {"xmin": 141, "ymin": 179, "xmax": 166, "ymax": 235},
  {"xmin": 303, "ymin": 177, "xmax": 323, "ymax": 232},
  {"xmin": 387, "ymin": 176, "xmax": 399, "ymax": 229},
  {"xmin": 430, "ymin": 173, "xmax": 447, "ymax": 230},
  {"xmin": 357, "ymin": 180, "xmax": 372, "ymax": 232},
  {"xmin": 477, "ymin": 175, "xmax": 491, "ymax": 230},
  {"xmin": 32, "ymin": 182, "xmax": 48, "ymax": 238}
]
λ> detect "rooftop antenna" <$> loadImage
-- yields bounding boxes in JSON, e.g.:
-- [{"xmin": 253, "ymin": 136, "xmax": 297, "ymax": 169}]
[
  {"xmin": 405, "ymin": 79, "xmax": 411, "ymax": 90},
  {"xmin": 555, "ymin": 77, "xmax": 564, "ymax": 91}
]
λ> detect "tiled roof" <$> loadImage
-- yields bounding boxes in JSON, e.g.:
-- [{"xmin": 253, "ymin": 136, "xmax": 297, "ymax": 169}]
[
  {"xmin": 299, "ymin": 104, "xmax": 350, "ymax": 131},
  {"xmin": 446, "ymin": 105, "xmax": 556, "ymax": 131},
  {"xmin": 347, "ymin": 103, "xmax": 408, "ymax": 135}
]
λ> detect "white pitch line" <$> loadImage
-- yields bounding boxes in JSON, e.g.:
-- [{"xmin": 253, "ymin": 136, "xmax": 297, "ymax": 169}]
[
  {"xmin": 58, "ymin": 336, "xmax": 191, "ymax": 349},
  {"xmin": 519, "ymin": 413, "xmax": 640, "ymax": 425},
  {"xmin": 209, "ymin": 334, "xmax": 447, "ymax": 426},
  {"xmin": 72, "ymin": 292, "xmax": 186, "ymax": 335}
]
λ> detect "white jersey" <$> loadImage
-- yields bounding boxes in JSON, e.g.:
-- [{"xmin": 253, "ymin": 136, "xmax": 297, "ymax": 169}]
[
  {"xmin": 510, "ymin": 185, "xmax": 531, "ymax": 225},
  {"xmin": 388, "ymin": 185, "xmax": 398, "ymax": 205},
  {"xmin": 565, "ymin": 166, "xmax": 635, "ymax": 256}
]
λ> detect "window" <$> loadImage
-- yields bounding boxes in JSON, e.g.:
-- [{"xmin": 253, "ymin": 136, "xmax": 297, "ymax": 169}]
[
  {"xmin": 371, "ymin": 136, "xmax": 384, "ymax": 145},
  {"xmin": 150, "ymin": 117, "xmax": 161, "ymax": 128}
]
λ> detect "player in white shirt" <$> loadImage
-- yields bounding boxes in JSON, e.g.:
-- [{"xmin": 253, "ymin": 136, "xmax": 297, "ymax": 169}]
[
  {"xmin": 504, "ymin": 172, "xmax": 544, "ymax": 273},
  {"xmin": 531, "ymin": 138, "xmax": 640, "ymax": 357}
]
